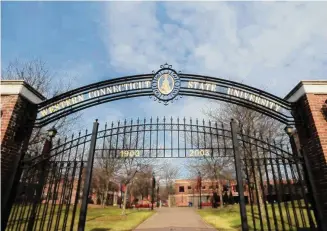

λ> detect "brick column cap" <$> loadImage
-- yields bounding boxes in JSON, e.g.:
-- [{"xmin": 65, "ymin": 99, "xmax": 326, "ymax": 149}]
[
  {"xmin": 284, "ymin": 80, "xmax": 327, "ymax": 102},
  {"xmin": 1, "ymin": 80, "xmax": 46, "ymax": 104}
]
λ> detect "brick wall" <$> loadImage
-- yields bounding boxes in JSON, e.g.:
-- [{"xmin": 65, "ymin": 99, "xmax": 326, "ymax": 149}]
[
  {"xmin": 1, "ymin": 94, "xmax": 38, "ymax": 206},
  {"xmin": 293, "ymin": 93, "xmax": 327, "ymax": 220}
]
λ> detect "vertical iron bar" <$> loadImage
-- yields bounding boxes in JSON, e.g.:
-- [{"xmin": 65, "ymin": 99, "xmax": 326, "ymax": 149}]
[
  {"xmin": 15, "ymin": 168, "xmax": 36, "ymax": 231},
  {"xmin": 163, "ymin": 117, "xmax": 165, "ymax": 157},
  {"xmin": 203, "ymin": 120, "xmax": 206, "ymax": 150},
  {"xmin": 254, "ymin": 138, "xmax": 272, "ymax": 231},
  {"xmin": 190, "ymin": 118, "xmax": 193, "ymax": 153},
  {"xmin": 274, "ymin": 143, "xmax": 292, "ymax": 229},
  {"xmin": 77, "ymin": 119, "xmax": 99, "ymax": 231},
  {"xmin": 37, "ymin": 160, "xmax": 59, "ymax": 230},
  {"xmin": 53, "ymin": 162, "xmax": 71, "ymax": 230},
  {"xmin": 222, "ymin": 123, "xmax": 227, "ymax": 154},
  {"xmin": 150, "ymin": 117, "xmax": 152, "ymax": 157},
  {"xmin": 54, "ymin": 134, "xmax": 75, "ymax": 230},
  {"xmin": 177, "ymin": 117, "xmax": 180, "ymax": 158},
  {"xmin": 209, "ymin": 121, "xmax": 213, "ymax": 157},
  {"xmin": 184, "ymin": 118, "xmax": 186, "ymax": 157},
  {"xmin": 264, "ymin": 156, "xmax": 279, "ymax": 231},
  {"xmin": 288, "ymin": 157, "xmax": 307, "ymax": 226},
  {"xmin": 171, "ymin": 117, "xmax": 173, "ymax": 157},
  {"xmin": 69, "ymin": 131, "xmax": 88, "ymax": 231},
  {"xmin": 156, "ymin": 117, "xmax": 159, "ymax": 157},
  {"xmin": 242, "ymin": 142, "xmax": 256, "ymax": 230},
  {"xmin": 129, "ymin": 119, "xmax": 133, "ymax": 151},
  {"xmin": 115, "ymin": 121, "xmax": 120, "ymax": 158},
  {"xmin": 267, "ymin": 142, "xmax": 286, "ymax": 231},
  {"xmin": 99, "ymin": 124, "xmax": 106, "ymax": 159},
  {"xmin": 20, "ymin": 171, "xmax": 37, "ymax": 231},
  {"xmin": 247, "ymin": 139, "xmax": 264, "ymax": 231},
  {"xmin": 122, "ymin": 119, "xmax": 127, "ymax": 154},
  {"xmin": 196, "ymin": 119, "xmax": 199, "ymax": 148},
  {"xmin": 143, "ymin": 119, "xmax": 146, "ymax": 157},
  {"xmin": 46, "ymin": 161, "xmax": 66, "ymax": 230},
  {"xmin": 136, "ymin": 118, "xmax": 140, "ymax": 152},
  {"xmin": 61, "ymin": 161, "xmax": 78, "ymax": 231},
  {"xmin": 215, "ymin": 122, "xmax": 220, "ymax": 156},
  {"xmin": 101, "ymin": 123, "xmax": 108, "ymax": 159},
  {"xmin": 282, "ymin": 147, "xmax": 300, "ymax": 229},
  {"xmin": 230, "ymin": 119, "xmax": 248, "ymax": 231},
  {"xmin": 256, "ymin": 157, "xmax": 272, "ymax": 230},
  {"xmin": 108, "ymin": 122, "xmax": 114, "ymax": 158},
  {"xmin": 70, "ymin": 161, "xmax": 84, "ymax": 231}
]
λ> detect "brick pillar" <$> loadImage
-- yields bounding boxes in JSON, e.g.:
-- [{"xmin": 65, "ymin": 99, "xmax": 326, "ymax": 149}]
[
  {"xmin": 285, "ymin": 80, "xmax": 327, "ymax": 226},
  {"xmin": 1, "ymin": 81, "xmax": 45, "ymax": 210}
]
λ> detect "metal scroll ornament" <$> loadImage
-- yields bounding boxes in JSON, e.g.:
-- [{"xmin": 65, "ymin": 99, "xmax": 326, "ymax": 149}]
[{"xmin": 151, "ymin": 63, "xmax": 181, "ymax": 105}]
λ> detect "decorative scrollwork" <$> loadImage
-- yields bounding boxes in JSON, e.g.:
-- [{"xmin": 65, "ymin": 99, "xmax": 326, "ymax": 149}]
[{"xmin": 151, "ymin": 64, "xmax": 181, "ymax": 105}]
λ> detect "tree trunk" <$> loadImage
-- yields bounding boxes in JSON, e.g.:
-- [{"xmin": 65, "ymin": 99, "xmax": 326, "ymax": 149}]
[
  {"xmin": 121, "ymin": 184, "xmax": 129, "ymax": 215},
  {"xmin": 218, "ymin": 181, "xmax": 223, "ymax": 208},
  {"xmin": 101, "ymin": 191, "xmax": 106, "ymax": 208}
]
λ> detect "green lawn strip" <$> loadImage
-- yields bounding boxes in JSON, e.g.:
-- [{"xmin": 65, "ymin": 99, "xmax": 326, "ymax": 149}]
[
  {"xmin": 197, "ymin": 206, "xmax": 241, "ymax": 231},
  {"xmin": 197, "ymin": 203, "xmax": 316, "ymax": 231},
  {"xmin": 7, "ymin": 205, "xmax": 155, "ymax": 231},
  {"xmin": 85, "ymin": 207, "xmax": 156, "ymax": 231}
]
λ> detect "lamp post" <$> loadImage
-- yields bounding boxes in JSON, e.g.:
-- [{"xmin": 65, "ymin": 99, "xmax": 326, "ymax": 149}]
[
  {"xmin": 151, "ymin": 172, "xmax": 155, "ymax": 211},
  {"xmin": 198, "ymin": 171, "xmax": 202, "ymax": 209},
  {"xmin": 156, "ymin": 183, "xmax": 160, "ymax": 208},
  {"xmin": 120, "ymin": 183, "xmax": 123, "ymax": 208}
]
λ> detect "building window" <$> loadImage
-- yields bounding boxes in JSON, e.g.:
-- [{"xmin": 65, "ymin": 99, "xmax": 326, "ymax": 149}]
[
  {"xmin": 179, "ymin": 186, "xmax": 185, "ymax": 192},
  {"xmin": 188, "ymin": 186, "xmax": 192, "ymax": 189},
  {"xmin": 209, "ymin": 186, "xmax": 213, "ymax": 189},
  {"xmin": 202, "ymin": 186, "xmax": 206, "ymax": 189}
]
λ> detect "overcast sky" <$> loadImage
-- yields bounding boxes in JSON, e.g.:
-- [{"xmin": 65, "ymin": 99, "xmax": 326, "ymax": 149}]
[{"xmin": 2, "ymin": 1, "xmax": 327, "ymax": 178}]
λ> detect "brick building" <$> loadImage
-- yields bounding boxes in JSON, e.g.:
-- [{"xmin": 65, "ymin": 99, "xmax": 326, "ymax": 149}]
[
  {"xmin": 171, "ymin": 179, "xmax": 246, "ymax": 207},
  {"xmin": 171, "ymin": 178, "xmax": 303, "ymax": 207}
]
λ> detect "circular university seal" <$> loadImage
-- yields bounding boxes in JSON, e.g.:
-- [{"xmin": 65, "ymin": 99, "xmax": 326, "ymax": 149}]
[{"xmin": 152, "ymin": 65, "xmax": 181, "ymax": 104}]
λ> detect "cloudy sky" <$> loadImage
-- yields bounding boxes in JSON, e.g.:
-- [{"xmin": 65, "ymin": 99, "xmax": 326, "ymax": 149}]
[{"xmin": 2, "ymin": 1, "xmax": 327, "ymax": 176}]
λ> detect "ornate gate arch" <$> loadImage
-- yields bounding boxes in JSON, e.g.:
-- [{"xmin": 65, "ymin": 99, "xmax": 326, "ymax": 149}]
[
  {"xmin": 35, "ymin": 64, "xmax": 295, "ymax": 127},
  {"xmin": 4, "ymin": 118, "xmax": 319, "ymax": 231},
  {"xmin": 2, "ymin": 64, "xmax": 326, "ymax": 231}
]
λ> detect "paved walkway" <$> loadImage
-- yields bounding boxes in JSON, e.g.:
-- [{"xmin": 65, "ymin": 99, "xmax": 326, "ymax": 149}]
[{"xmin": 134, "ymin": 207, "xmax": 216, "ymax": 231}]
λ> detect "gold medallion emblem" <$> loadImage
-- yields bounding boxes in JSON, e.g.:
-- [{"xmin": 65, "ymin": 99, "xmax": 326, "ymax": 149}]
[{"xmin": 157, "ymin": 74, "xmax": 174, "ymax": 95}]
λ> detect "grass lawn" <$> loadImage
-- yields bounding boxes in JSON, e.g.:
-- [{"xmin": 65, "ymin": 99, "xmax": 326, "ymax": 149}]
[
  {"xmin": 197, "ymin": 203, "xmax": 316, "ymax": 231},
  {"xmin": 85, "ymin": 206, "xmax": 155, "ymax": 231},
  {"xmin": 7, "ymin": 205, "xmax": 155, "ymax": 231}
]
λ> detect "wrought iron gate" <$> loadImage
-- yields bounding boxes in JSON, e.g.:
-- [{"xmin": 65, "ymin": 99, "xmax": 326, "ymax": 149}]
[
  {"xmin": 3, "ymin": 122, "xmax": 98, "ymax": 231},
  {"xmin": 231, "ymin": 120, "xmax": 319, "ymax": 231},
  {"xmin": 3, "ymin": 118, "xmax": 320, "ymax": 231}
]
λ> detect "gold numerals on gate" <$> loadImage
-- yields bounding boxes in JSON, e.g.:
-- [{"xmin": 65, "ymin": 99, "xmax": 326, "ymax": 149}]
[
  {"xmin": 120, "ymin": 150, "xmax": 140, "ymax": 157},
  {"xmin": 189, "ymin": 149, "xmax": 210, "ymax": 157}
]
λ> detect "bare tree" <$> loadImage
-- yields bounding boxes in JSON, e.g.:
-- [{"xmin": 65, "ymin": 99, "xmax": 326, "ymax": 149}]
[
  {"xmin": 2, "ymin": 59, "xmax": 81, "ymax": 156},
  {"xmin": 92, "ymin": 148, "xmax": 123, "ymax": 207},
  {"xmin": 117, "ymin": 157, "xmax": 153, "ymax": 215},
  {"xmin": 205, "ymin": 102, "xmax": 287, "ymax": 142},
  {"xmin": 185, "ymin": 118, "xmax": 234, "ymax": 208},
  {"xmin": 158, "ymin": 160, "xmax": 179, "ymax": 198},
  {"xmin": 204, "ymin": 102, "xmax": 288, "ymax": 212},
  {"xmin": 129, "ymin": 169, "xmax": 152, "ymax": 201}
]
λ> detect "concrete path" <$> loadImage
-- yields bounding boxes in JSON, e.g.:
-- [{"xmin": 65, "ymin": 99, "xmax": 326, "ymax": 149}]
[{"xmin": 134, "ymin": 207, "xmax": 216, "ymax": 231}]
